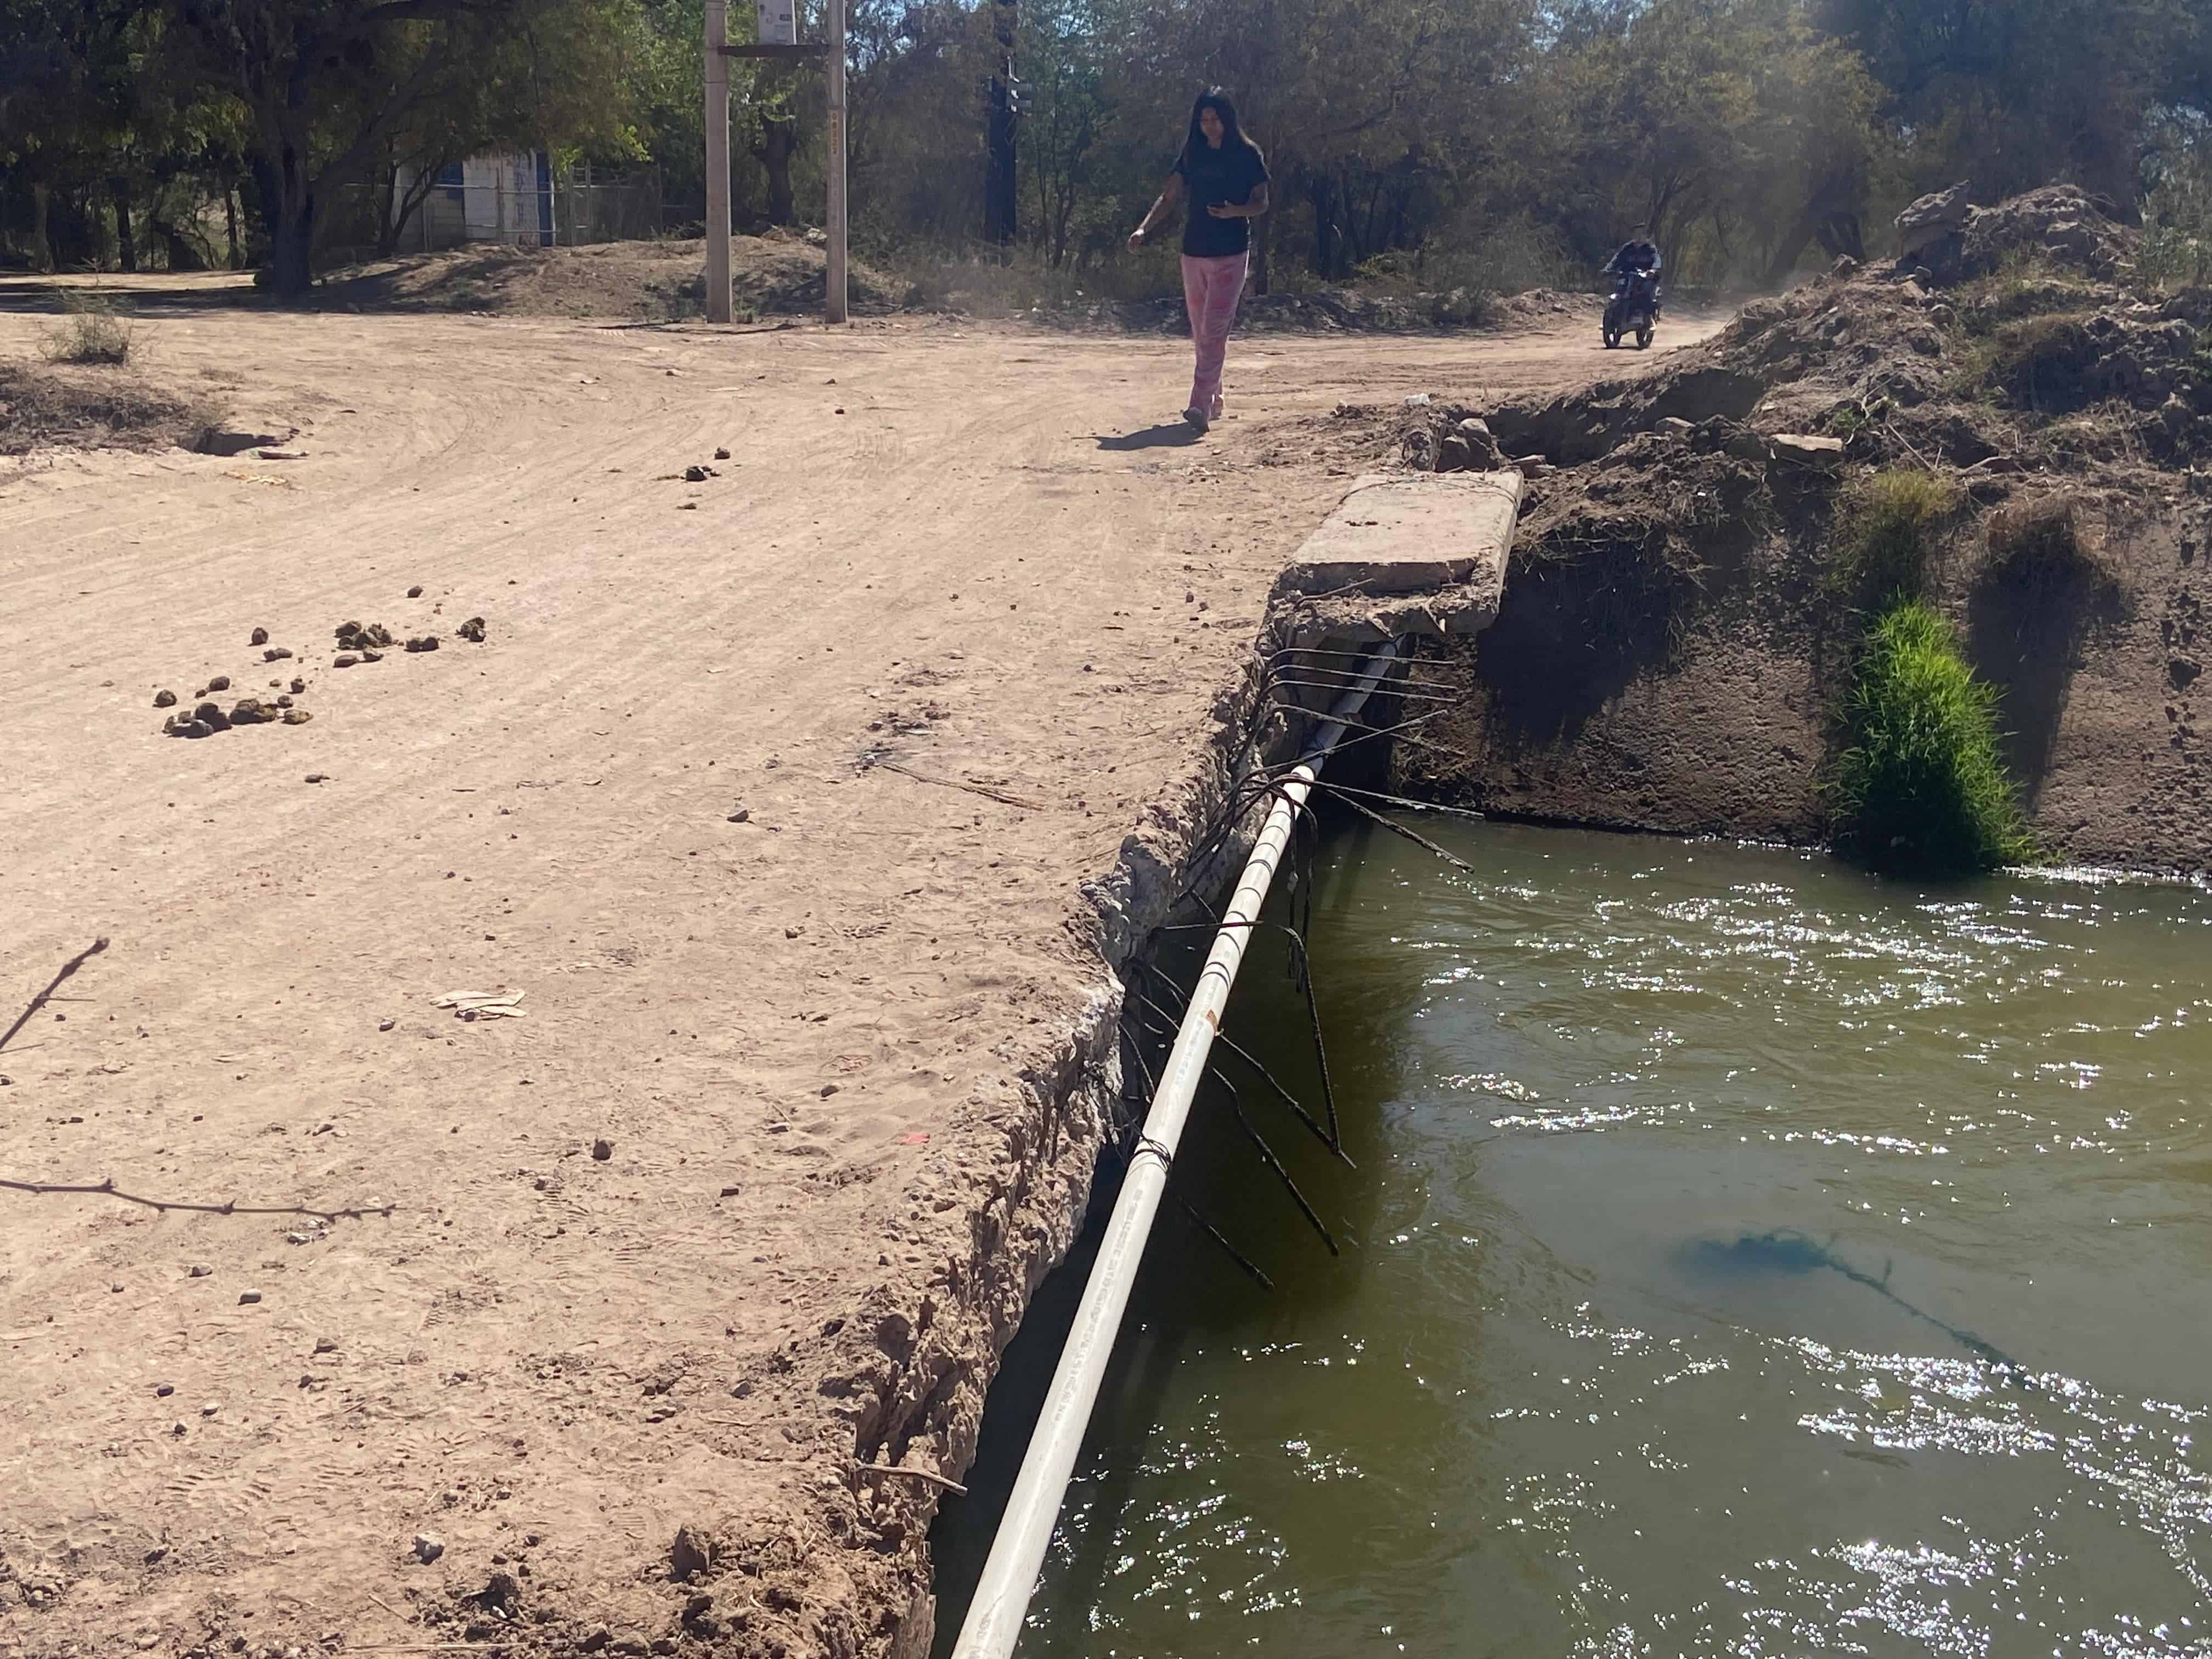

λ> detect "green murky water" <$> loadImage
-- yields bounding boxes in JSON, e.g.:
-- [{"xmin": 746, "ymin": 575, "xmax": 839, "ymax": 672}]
[{"xmin": 932, "ymin": 818, "xmax": 2212, "ymax": 1658}]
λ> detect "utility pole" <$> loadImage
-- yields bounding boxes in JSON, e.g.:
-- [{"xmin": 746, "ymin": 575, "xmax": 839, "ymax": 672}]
[
  {"xmin": 704, "ymin": 0, "xmax": 732, "ymax": 323},
  {"xmin": 710, "ymin": 0, "xmax": 838, "ymax": 321},
  {"xmin": 826, "ymin": 0, "xmax": 847, "ymax": 323},
  {"xmin": 984, "ymin": 0, "xmax": 1017, "ymax": 245}
]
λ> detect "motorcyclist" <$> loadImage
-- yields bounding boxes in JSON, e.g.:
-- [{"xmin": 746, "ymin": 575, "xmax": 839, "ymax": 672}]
[{"xmin": 1604, "ymin": 224, "xmax": 1662, "ymax": 289}]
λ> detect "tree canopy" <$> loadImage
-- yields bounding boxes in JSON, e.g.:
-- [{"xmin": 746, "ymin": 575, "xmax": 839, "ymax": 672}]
[{"xmin": 4, "ymin": 0, "xmax": 2208, "ymax": 296}]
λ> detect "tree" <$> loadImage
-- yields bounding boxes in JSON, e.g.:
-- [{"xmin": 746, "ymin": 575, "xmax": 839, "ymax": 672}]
[
  {"xmin": 1819, "ymin": 0, "xmax": 2193, "ymax": 202},
  {"xmin": 1542, "ymin": 0, "xmax": 1888, "ymax": 283},
  {"xmin": 0, "ymin": 0, "xmax": 183, "ymax": 270},
  {"xmin": 1017, "ymin": 0, "xmax": 1120, "ymax": 265},
  {"xmin": 984, "ymin": 0, "xmax": 1017, "ymax": 241},
  {"xmin": 152, "ymin": 0, "xmax": 652, "ymax": 295}
]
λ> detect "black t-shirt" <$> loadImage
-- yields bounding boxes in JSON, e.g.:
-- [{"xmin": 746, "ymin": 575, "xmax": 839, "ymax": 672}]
[{"xmin": 1176, "ymin": 140, "xmax": 1268, "ymax": 258}]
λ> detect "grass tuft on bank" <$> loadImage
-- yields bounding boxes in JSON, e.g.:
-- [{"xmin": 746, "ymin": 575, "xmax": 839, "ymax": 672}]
[
  {"xmin": 1833, "ymin": 466, "xmax": 1960, "ymax": 602},
  {"xmin": 1830, "ymin": 600, "xmax": 2035, "ymax": 875}
]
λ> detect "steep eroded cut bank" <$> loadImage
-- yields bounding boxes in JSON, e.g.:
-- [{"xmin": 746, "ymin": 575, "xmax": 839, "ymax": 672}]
[{"xmin": 1396, "ymin": 188, "xmax": 2212, "ymax": 874}]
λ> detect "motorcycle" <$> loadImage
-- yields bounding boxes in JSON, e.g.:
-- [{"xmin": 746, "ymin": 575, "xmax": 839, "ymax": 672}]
[{"xmin": 1602, "ymin": 266, "xmax": 1660, "ymax": 350}]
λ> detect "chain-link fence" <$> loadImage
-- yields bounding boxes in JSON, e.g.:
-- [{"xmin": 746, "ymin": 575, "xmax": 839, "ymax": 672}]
[{"xmin": 324, "ymin": 160, "xmax": 665, "ymax": 263}]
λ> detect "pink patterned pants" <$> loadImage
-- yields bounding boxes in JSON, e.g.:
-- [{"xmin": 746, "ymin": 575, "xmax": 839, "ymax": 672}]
[{"xmin": 1181, "ymin": 251, "xmax": 1249, "ymax": 416}]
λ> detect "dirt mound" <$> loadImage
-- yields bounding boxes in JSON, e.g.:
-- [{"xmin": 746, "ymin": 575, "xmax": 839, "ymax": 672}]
[
  {"xmin": 1463, "ymin": 188, "xmax": 2195, "ymax": 484},
  {"xmin": 315, "ymin": 230, "xmax": 900, "ymax": 319},
  {"xmin": 1957, "ymin": 185, "xmax": 2138, "ymax": 283},
  {"xmin": 719, "ymin": 228, "xmax": 901, "ymax": 315},
  {"xmin": 1397, "ymin": 185, "xmax": 2212, "ymax": 873},
  {"xmin": 1497, "ymin": 287, "xmax": 1606, "ymax": 328},
  {"xmin": 0, "ymin": 360, "xmax": 219, "ymax": 456}
]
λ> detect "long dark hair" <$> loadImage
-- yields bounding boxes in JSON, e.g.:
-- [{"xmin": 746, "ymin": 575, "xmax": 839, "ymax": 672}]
[{"xmin": 1178, "ymin": 88, "xmax": 1263, "ymax": 168}]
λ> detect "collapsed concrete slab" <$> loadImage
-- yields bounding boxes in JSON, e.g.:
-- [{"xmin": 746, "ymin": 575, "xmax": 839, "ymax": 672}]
[{"xmin": 1269, "ymin": 470, "xmax": 1522, "ymax": 647}]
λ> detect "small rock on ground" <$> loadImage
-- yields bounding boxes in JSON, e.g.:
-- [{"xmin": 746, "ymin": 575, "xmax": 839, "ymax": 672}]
[{"xmin": 668, "ymin": 1525, "xmax": 714, "ymax": 1580}]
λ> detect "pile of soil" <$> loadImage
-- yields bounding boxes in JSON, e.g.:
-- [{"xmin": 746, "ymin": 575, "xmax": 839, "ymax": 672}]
[
  {"xmin": 1395, "ymin": 185, "xmax": 2212, "ymax": 873},
  {"xmin": 315, "ymin": 229, "xmax": 901, "ymax": 319},
  {"xmin": 1496, "ymin": 287, "xmax": 1609, "ymax": 329},
  {"xmin": 0, "ymin": 360, "xmax": 220, "ymax": 456}
]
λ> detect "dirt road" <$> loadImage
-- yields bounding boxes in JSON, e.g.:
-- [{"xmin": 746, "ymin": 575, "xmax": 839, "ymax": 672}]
[{"xmin": 0, "ymin": 283, "xmax": 1719, "ymax": 1658}]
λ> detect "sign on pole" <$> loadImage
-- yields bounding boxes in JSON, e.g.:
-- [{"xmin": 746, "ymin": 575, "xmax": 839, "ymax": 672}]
[{"xmin": 756, "ymin": 0, "xmax": 796, "ymax": 45}]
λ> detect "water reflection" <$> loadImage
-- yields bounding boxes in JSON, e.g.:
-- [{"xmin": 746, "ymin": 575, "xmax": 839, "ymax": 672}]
[{"xmin": 934, "ymin": 821, "xmax": 2212, "ymax": 1658}]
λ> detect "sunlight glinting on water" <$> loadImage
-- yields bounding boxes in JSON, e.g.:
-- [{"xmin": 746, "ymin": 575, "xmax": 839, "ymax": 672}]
[{"xmin": 932, "ymin": 822, "xmax": 2212, "ymax": 1659}]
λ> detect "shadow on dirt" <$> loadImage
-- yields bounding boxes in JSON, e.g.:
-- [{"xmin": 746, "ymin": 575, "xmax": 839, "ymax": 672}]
[{"xmin": 1094, "ymin": 423, "xmax": 1203, "ymax": 452}]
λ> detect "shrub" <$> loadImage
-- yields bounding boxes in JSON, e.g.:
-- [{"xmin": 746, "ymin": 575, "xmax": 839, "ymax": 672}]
[
  {"xmin": 0, "ymin": 362, "xmax": 219, "ymax": 457},
  {"xmin": 1834, "ymin": 467, "xmax": 1960, "ymax": 601},
  {"xmin": 41, "ymin": 290, "xmax": 134, "ymax": 364},
  {"xmin": 1983, "ymin": 311, "xmax": 2098, "ymax": 404},
  {"xmin": 1978, "ymin": 494, "xmax": 2118, "ymax": 621},
  {"xmin": 2138, "ymin": 129, "xmax": 2212, "ymax": 290},
  {"xmin": 1820, "ymin": 394, "xmax": 1893, "ymax": 442},
  {"xmin": 1983, "ymin": 494, "xmax": 2100, "ymax": 582},
  {"xmin": 1829, "ymin": 601, "xmax": 2035, "ymax": 874},
  {"xmin": 1957, "ymin": 252, "xmax": 2100, "ymax": 324}
]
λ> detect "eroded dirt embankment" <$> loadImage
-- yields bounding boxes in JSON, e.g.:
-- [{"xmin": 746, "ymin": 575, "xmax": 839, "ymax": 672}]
[{"xmin": 1395, "ymin": 187, "xmax": 2212, "ymax": 874}]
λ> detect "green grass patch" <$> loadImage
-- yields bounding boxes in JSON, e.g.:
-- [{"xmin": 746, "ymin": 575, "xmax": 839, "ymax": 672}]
[
  {"xmin": 1833, "ymin": 467, "xmax": 1960, "ymax": 602},
  {"xmin": 1829, "ymin": 601, "xmax": 2035, "ymax": 875}
]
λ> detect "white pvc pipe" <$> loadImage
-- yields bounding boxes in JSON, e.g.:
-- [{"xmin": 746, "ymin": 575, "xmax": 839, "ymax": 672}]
[{"xmin": 950, "ymin": 641, "xmax": 1401, "ymax": 1659}]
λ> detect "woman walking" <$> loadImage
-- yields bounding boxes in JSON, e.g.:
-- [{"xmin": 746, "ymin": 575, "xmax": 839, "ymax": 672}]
[{"xmin": 1127, "ymin": 90, "xmax": 1270, "ymax": 433}]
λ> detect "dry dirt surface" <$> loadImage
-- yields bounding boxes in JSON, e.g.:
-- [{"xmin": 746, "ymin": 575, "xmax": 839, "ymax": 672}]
[{"xmin": 0, "ymin": 273, "xmax": 1721, "ymax": 1659}]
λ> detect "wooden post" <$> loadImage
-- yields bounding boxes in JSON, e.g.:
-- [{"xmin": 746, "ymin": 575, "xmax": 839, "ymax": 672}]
[
  {"xmin": 704, "ymin": 0, "xmax": 733, "ymax": 323},
  {"xmin": 825, "ymin": 0, "xmax": 848, "ymax": 324}
]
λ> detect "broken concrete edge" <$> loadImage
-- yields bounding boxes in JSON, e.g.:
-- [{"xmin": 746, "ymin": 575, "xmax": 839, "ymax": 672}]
[
  {"xmin": 1269, "ymin": 470, "xmax": 1524, "ymax": 602},
  {"xmin": 681, "ymin": 478, "xmax": 1524, "ymax": 1659}
]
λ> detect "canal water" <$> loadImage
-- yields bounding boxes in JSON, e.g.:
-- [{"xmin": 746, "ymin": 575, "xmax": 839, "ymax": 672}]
[{"xmin": 931, "ymin": 817, "xmax": 2212, "ymax": 1658}]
